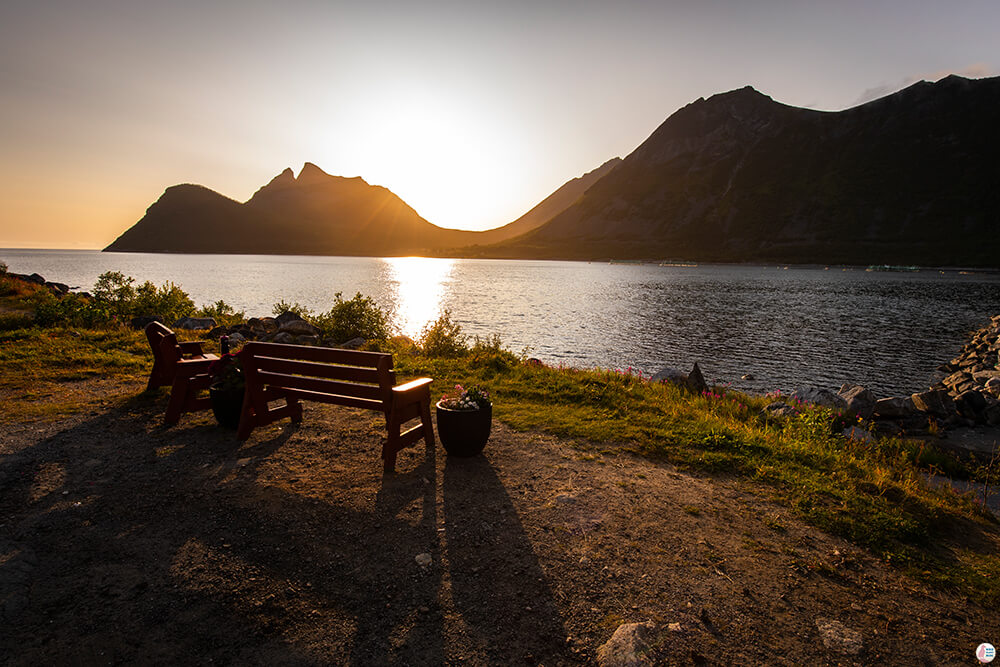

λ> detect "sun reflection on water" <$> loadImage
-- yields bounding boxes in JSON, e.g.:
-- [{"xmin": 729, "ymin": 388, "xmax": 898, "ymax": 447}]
[{"xmin": 382, "ymin": 257, "xmax": 455, "ymax": 339}]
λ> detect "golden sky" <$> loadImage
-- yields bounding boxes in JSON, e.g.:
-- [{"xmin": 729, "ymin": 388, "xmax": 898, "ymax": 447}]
[{"xmin": 0, "ymin": 0, "xmax": 996, "ymax": 248}]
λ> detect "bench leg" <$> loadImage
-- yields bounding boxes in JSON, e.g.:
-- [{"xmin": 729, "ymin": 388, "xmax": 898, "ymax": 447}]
[
  {"xmin": 165, "ymin": 379, "xmax": 188, "ymax": 425},
  {"xmin": 419, "ymin": 400, "xmax": 435, "ymax": 448}
]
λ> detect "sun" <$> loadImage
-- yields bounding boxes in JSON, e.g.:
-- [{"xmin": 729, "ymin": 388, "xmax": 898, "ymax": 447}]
[{"xmin": 322, "ymin": 80, "xmax": 528, "ymax": 231}]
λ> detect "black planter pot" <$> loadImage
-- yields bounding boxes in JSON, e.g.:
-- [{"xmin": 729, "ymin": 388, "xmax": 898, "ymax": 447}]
[
  {"xmin": 436, "ymin": 401, "xmax": 492, "ymax": 457},
  {"xmin": 209, "ymin": 385, "xmax": 244, "ymax": 428}
]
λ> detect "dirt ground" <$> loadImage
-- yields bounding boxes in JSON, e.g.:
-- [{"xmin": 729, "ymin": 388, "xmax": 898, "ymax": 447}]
[{"xmin": 1, "ymin": 380, "xmax": 998, "ymax": 666}]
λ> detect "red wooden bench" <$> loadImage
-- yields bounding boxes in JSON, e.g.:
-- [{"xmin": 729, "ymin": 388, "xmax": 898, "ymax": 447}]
[
  {"xmin": 144, "ymin": 322, "xmax": 218, "ymax": 424},
  {"xmin": 236, "ymin": 341, "xmax": 434, "ymax": 472}
]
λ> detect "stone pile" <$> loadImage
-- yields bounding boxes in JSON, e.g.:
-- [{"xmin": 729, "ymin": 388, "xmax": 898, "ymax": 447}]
[
  {"xmin": 5, "ymin": 271, "xmax": 73, "ymax": 296},
  {"xmin": 176, "ymin": 311, "xmax": 366, "ymax": 350},
  {"xmin": 762, "ymin": 316, "xmax": 1000, "ymax": 436}
]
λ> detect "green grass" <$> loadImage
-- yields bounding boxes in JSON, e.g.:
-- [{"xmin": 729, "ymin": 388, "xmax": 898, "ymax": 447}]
[{"xmin": 0, "ymin": 312, "xmax": 997, "ymax": 604}]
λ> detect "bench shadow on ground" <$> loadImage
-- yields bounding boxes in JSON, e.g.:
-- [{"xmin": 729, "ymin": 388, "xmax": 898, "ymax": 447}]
[
  {"xmin": 442, "ymin": 454, "xmax": 569, "ymax": 663},
  {"xmin": 0, "ymin": 396, "xmax": 570, "ymax": 664}
]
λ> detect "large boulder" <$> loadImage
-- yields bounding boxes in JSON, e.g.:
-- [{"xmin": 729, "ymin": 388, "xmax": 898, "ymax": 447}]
[
  {"xmin": 910, "ymin": 389, "xmax": 957, "ymax": 417},
  {"xmin": 596, "ymin": 621, "xmax": 658, "ymax": 667},
  {"xmin": 274, "ymin": 311, "xmax": 304, "ymax": 327},
  {"xmin": 791, "ymin": 387, "xmax": 848, "ymax": 411},
  {"xmin": 873, "ymin": 396, "xmax": 917, "ymax": 419},
  {"xmin": 837, "ymin": 384, "xmax": 876, "ymax": 420},
  {"xmin": 954, "ymin": 389, "xmax": 988, "ymax": 420},
  {"xmin": 651, "ymin": 363, "xmax": 708, "ymax": 394},
  {"xmin": 130, "ymin": 315, "xmax": 163, "ymax": 330},
  {"xmin": 172, "ymin": 316, "xmax": 217, "ymax": 330},
  {"xmin": 279, "ymin": 320, "xmax": 321, "ymax": 336}
]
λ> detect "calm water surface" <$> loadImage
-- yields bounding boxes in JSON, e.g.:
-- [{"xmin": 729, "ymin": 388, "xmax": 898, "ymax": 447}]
[{"xmin": 4, "ymin": 249, "xmax": 1000, "ymax": 397}]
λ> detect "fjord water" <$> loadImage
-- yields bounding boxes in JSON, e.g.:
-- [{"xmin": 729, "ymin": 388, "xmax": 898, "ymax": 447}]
[{"xmin": 6, "ymin": 249, "xmax": 1000, "ymax": 397}]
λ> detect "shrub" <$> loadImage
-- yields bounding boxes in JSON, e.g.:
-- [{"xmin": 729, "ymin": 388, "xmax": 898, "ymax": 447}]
[
  {"xmin": 33, "ymin": 292, "xmax": 112, "ymax": 328},
  {"xmin": 92, "ymin": 271, "xmax": 136, "ymax": 319},
  {"xmin": 272, "ymin": 300, "xmax": 314, "ymax": 320},
  {"xmin": 419, "ymin": 310, "xmax": 468, "ymax": 357},
  {"xmin": 132, "ymin": 280, "xmax": 195, "ymax": 323},
  {"xmin": 469, "ymin": 334, "xmax": 519, "ymax": 372},
  {"xmin": 314, "ymin": 292, "xmax": 392, "ymax": 344},
  {"xmin": 198, "ymin": 299, "xmax": 246, "ymax": 326}
]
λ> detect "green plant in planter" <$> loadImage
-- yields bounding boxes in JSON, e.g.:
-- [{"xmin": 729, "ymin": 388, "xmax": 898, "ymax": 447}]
[
  {"xmin": 208, "ymin": 352, "xmax": 245, "ymax": 391},
  {"xmin": 439, "ymin": 384, "xmax": 491, "ymax": 410}
]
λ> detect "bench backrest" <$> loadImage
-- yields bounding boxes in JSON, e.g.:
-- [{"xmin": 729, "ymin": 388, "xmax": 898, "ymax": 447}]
[
  {"xmin": 145, "ymin": 321, "xmax": 182, "ymax": 387},
  {"xmin": 241, "ymin": 341, "xmax": 397, "ymax": 412}
]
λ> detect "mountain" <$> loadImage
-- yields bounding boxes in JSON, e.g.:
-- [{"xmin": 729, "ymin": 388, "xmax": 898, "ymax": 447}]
[
  {"xmin": 481, "ymin": 75, "xmax": 1000, "ymax": 267},
  {"xmin": 106, "ymin": 163, "xmax": 459, "ymax": 255},
  {"xmin": 461, "ymin": 157, "xmax": 621, "ymax": 247},
  {"xmin": 105, "ymin": 161, "xmax": 616, "ymax": 256}
]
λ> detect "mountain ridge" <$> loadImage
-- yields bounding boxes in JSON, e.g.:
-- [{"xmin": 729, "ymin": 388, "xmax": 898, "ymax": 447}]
[{"xmin": 475, "ymin": 75, "xmax": 1000, "ymax": 267}]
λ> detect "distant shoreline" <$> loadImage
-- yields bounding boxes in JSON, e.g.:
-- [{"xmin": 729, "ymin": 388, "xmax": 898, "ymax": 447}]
[{"xmin": 6, "ymin": 247, "xmax": 1000, "ymax": 275}]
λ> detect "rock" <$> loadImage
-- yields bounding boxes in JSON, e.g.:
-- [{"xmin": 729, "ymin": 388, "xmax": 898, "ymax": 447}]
[
  {"xmin": 973, "ymin": 370, "xmax": 1000, "ymax": 384},
  {"xmin": 275, "ymin": 311, "xmax": 304, "ymax": 327},
  {"xmin": 340, "ymin": 337, "xmax": 365, "ymax": 350},
  {"xmin": 873, "ymin": 396, "xmax": 917, "ymax": 419},
  {"xmin": 741, "ymin": 373, "xmax": 755, "ymax": 381},
  {"xmin": 687, "ymin": 362, "xmax": 709, "ymax": 394},
  {"xmin": 652, "ymin": 363, "xmax": 707, "ymax": 393},
  {"xmin": 837, "ymin": 384, "xmax": 876, "ymax": 420},
  {"xmin": 763, "ymin": 402, "xmax": 797, "ymax": 418},
  {"xmin": 228, "ymin": 332, "xmax": 247, "ymax": 346},
  {"xmin": 954, "ymin": 390, "xmax": 988, "ymax": 420},
  {"xmin": 841, "ymin": 426, "xmax": 873, "ymax": 442},
  {"xmin": 596, "ymin": 621, "xmax": 657, "ymax": 667},
  {"xmin": 207, "ymin": 326, "xmax": 230, "ymax": 339},
  {"xmin": 651, "ymin": 367, "xmax": 687, "ymax": 386},
  {"xmin": 414, "ymin": 553, "xmax": 432, "ymax": 566},
  {"xmin": 985, "ymin": 378, "xmax": 1000, "ymax": 397},
  {"xmin": 295, "ymin": 335, "xmax": 320, "ymax": 346},
  {"xmin": 910, "ymin": 389, "xmax": 957, "ymax": 417},
  {"xmin": 46, "ymin": 281, "xmax": 69, "ymax": 294},
  {"xmin": 791, "ymin": 387, "xmax": 847, "ymax": 411},
  {"xmin": 247, "ymin": 317, "xmax": 278, "ymax": 333},
  {"xmin": 26, "ymin": 273, "xmax": 46, "ymax": 285},
  {"xmin": 815, "ymin": 618, "xmax": 862, "ymax": 655},
  {"xmin": 172, "ymin": 316, "xmax": 217, "ymax": 330},
  {"xmin": 272, "ymin": 332, "xmax": 294, "ymax": 344},
  {"xmin": 279, "ymin": 320, "xmax": 321, "ymax": 336},
  {"xmin": 984, "ymin": 404, "xmax": 1000, "ymax": 426},
  {"xmin": 130, "ymin": 315, "xmax": 163, "ymax": 330}
]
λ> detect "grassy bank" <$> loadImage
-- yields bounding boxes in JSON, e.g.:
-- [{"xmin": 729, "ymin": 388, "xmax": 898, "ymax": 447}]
[{"xmin": 1, "ymin": 268, "xmax": 998, "ymax": 604}]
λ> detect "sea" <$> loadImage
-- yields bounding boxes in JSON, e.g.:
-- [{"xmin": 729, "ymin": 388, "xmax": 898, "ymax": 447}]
[{"xmin": 4, "ymin": 249, "xmax": 1000, "ymax": 398}]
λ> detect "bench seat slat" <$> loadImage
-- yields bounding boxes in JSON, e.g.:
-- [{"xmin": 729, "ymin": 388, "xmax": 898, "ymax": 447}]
[
  {"xmin": 254, "ymin": 356, "xmax": 383, "ymax": 384},
  {"xmin": 248, "ymin": 342, "xmax": 390, "ymax": 367},
  {"xmin": 256, "ymin": 370, "xmax": 383, "ymax": 401},
  {"xmin": 281, "ymin": 388, "xmax": 385, "ymax": 411}
]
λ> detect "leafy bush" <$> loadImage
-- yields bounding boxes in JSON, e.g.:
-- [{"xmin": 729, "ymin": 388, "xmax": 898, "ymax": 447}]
[
  {"xmin": 272, "ymin": 300, "xmax": 314, "ymax": 320},
  {"xmin": 469, "ymin": 334, "xmax": 520, "ymax": 372},
  {"xmin": 198, "ymin": 299, "xmax": 246, "ymax": 326},
  {"xmin": 132, "ymin": 281, "xmax": 195, "ymax": 323},
  {"xmin": 419, "ymin": 310, "xmax": 468, "ymax": 357},
  {"xmin": 314, "ymin": 292, "xmax": 392, "ymax": 344},
  {"xmin": 33, "ymin": 292, "xmax": 112, "ymax": 328},
  {"xmin": 92, "ymin": 271, "xmax": 136, "ymax": 319}
]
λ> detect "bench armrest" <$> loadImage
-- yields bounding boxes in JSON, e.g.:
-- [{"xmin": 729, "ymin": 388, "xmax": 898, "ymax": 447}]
[
  {"xmin": 178, "ymin": 341, "xmax": 208, "ymax": 356},
  {"xmin": 392, "ymin": 377, "xmax": 433, "ymax": 402}
]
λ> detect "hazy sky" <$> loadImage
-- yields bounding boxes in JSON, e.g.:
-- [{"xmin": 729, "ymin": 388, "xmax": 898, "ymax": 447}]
[{"xmin": 1, "ymin": 0, "xmax": 996, "ymax": 248}]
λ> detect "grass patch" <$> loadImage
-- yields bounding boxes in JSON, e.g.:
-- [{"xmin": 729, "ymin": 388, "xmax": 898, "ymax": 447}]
[{"xmin": 1, "ymin": 306, "xmax": 997, "ymax": 604}]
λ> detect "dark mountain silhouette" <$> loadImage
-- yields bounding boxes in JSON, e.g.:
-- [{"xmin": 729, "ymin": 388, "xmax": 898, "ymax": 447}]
[
  {"xmin": 104, "ymin": 160, "xmax": 617, "ymax": 256},
  {"xmin": 477, "ymin": 75, "xmax": 1000, "ymax": 267}
]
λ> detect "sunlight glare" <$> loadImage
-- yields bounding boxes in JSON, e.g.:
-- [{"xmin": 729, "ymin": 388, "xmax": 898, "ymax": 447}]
[{"xmin": 383, "ymin": 256, "xmax": 455, "ymax": 339}]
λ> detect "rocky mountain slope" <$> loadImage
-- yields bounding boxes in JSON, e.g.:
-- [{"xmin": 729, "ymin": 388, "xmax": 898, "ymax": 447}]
[
  {"xmin": 483, "ymin": 75, "xmax": 1000, "ymax": 267},
  {"xmin": 104, "ymin": 161, "xmax": 617, "ymax": 256}
]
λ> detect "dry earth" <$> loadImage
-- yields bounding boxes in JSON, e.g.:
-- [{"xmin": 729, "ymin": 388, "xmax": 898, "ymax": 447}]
[{"xmin": 1, "ymin": 380, "xmax": 998, "ymax": 665}]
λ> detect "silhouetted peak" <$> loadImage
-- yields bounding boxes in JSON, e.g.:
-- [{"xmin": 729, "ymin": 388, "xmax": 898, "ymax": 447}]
[
  {"xmin": 265, "ymin": 167, "xmax": 295, "ymax": 188},
  {"xmin": 297, "ymin": 162, "xmax": 330, "ymax": 183}
]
